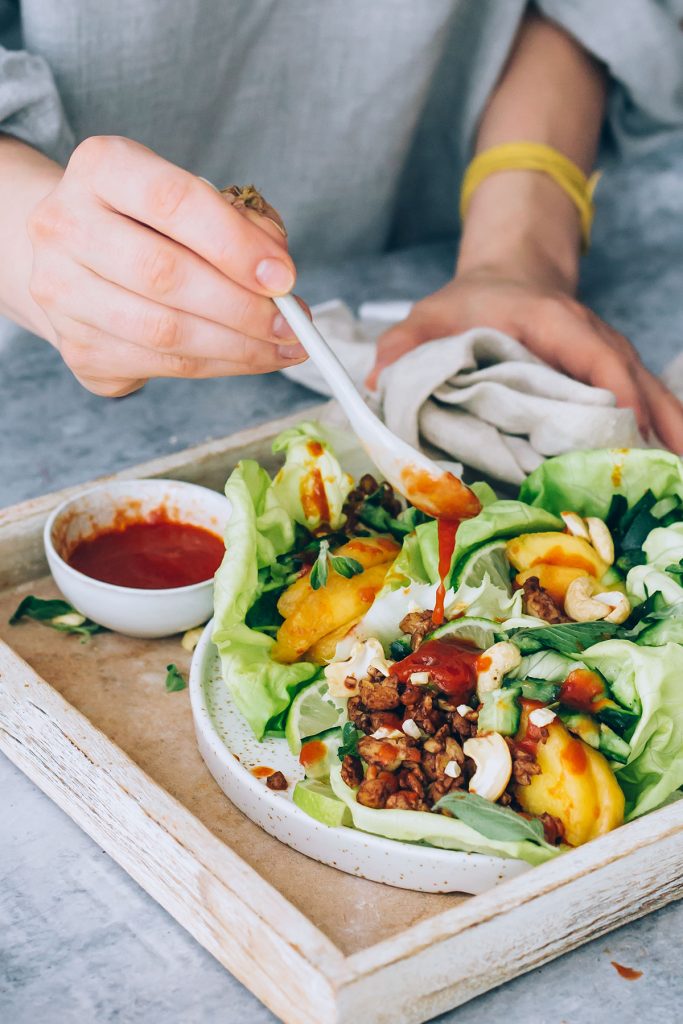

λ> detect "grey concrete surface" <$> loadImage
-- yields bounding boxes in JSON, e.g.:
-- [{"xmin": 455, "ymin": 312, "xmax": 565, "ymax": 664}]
[{"xmin": 2, "ymin": 135, "xmax": 683, "ymax": 1023}]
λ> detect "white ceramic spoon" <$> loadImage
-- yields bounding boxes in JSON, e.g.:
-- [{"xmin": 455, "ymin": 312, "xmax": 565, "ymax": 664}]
[{"xmin": 274, "ymin": 294, "xmax": 480, "ymax": 520}]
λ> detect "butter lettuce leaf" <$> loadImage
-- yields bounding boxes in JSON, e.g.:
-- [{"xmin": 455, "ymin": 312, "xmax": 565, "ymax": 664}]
[
  {"xmin": 520, "ymin": 448, "xmax": 683, "ymax": 519},
  {"xmin": 212, "ymin": 459, "xmax": 318, "ymax": 739},
  {"xmin": 270, "ymin": 422, "xmax": 353, "ymax": 531},
  {"xmin": 328, "ymin": 766, "xmax": 558, "ymax": 865},
  {"xmin": 584, "ymin": 639, "xmax": 683, "ymax": 818}
]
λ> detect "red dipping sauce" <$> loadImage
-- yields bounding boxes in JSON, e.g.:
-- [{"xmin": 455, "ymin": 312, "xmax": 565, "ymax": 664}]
[{"xmin": 68, "ymin": 514, "xmax": 224, "ymax": 589}]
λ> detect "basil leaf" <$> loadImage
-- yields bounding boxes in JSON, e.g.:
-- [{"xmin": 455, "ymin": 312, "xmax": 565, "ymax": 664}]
[
  {"xmin": 330, "ymin": 555, "xmax": 363, "ymax": 579},
  {"xmin": 165, "ymin": 663, "xmax": 187, "ymax": 692},
  {"xmin": 309, "ymin": 540, "xmax": 330, "ymax": 590},
  {"xmin": 337, "ymin": 721, "xmax": 362, "ymax": 760},
  {"xmin": 507, "ymin": 621, "xmax": 621, "ymax": 656},
  {"xmin": 10, "ymin": 595, "xmax": 105, "ymax": 638},
  {"xmin": 435, "ymin": 791, "xmax": 549, "ymax": 845},
  {"xmin": 665, "ymin": 559, "xmax": 683, "ymax": 585}
]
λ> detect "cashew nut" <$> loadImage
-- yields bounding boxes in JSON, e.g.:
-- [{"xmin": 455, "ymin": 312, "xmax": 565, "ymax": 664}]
[
  {"xmin": 594, "ymin": 591, "xmax": 631, "ymax": 624},
  {"xmin": 563, "ymin": 575, "xmax": 610, "ymax": 622},
  {"xmin": 586, "ymin": 517, "xmax": 615, "ymax": 566},
  {"xmin": 463, "ymin": 732, "xmax": 512, "ymax": 801},
  {"xmin": 181, "ymin": 626, "xmax": 204, "ymax": 653},
  {"xmin": 324, "ymin": 638, "xmax": 393, "ymax": 698},
  {"xmin": 476, "ymin": 641, "xmax": 522, "ymax": 699},
  {"xmin": 561, "ymin": 511, "xmax": 590, "ymax": 540}
]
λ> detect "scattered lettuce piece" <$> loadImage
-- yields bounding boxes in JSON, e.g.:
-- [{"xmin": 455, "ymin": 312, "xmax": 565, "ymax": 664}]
[{"xmin": 165, "ymin": 664, "xmax": 187, "ymax": 692}]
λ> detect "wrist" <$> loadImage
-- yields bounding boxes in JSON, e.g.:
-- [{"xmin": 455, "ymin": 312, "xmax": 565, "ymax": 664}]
[{"xmin": 456, "ymin": 169, "xmax": 582, "ymax": 293}]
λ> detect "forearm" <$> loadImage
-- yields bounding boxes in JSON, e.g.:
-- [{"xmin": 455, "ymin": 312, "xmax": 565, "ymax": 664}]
[
  {"xmin": 457, "ymin": 10, "xmax": 607, "ymax": 291},
  {"xmin": 0, "ymin": 135, "xmax": 63, "ymax": 338}
]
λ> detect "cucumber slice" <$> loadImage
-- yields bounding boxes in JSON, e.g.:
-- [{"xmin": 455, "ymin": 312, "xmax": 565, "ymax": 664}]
[
  {"xmin": 428, "ymin": 616, "xmax": 497, "ymax": 651},
  {"xmin": 599, "ymin": 723, "xmax": 631, "ymax": 764},
  {"xmin": 478, "ymin": 686, "xmax": 521, "ymax": 735},
  {"xmin": 390, "ymin": 636, "xmax": 412, "ymax": 660},
  {"xmin": 285, "ymin": 678, "xmax": 346, "ymax": 754},
  {"xmin": 452, "ymin": 539, "xmax": 512, "ymax": 593},
  {"xmin": 519, "ymin": 678, "xmax": 561, "ymax": 703},
  {"xmin": 559, "ymin": 711, "xmax": 600, "ymax": 748}
]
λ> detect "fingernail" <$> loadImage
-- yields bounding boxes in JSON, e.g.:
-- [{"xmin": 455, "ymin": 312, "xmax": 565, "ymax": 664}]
[
  {"xmin": 278, "ymin": 343, "xmax": 306, "ymax": 361},
  {"xmin": 256, "ymin": 258, "xmax": 295, "ymax": 295},
  {"xmin": 272, "ymin": 312, "xmax": 295, "ymax": 340}
]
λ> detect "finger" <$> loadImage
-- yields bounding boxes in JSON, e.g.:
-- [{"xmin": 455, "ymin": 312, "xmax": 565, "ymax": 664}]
[
  {"xmin": 48, "ymin": 204, "xmax": 298, "ymax": 344},
  {"xmin": 57, "ymin": 316, "xmax": 307, "ymax": 382},
  {"xmin": 47, "ymin": 260, "xmax": 306, "ymax": 363},
  {"xmin": 637, "ymin": 369, "xmax": 683, "ymax": 453},
  {"xmin": 68, "ymin": 136, "xmax": 296, "ymax": 296},
  {"xmin": 73, "ymin": 374, "xmax": 147, "ymax": 398},
  {"xmin": 532, "ymin": 309, "xmax": 652, "ymax": 437}
]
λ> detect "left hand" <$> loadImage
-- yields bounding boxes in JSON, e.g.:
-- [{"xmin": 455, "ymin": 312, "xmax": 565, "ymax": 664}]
[{"xmin": 367, "ymin": 267, "xmax": 683, "ymax": 453}]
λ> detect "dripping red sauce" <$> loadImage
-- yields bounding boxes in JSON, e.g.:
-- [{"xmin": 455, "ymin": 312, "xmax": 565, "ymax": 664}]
[
  {"xmin": 394, "ymin": 637, "xmax": 479, "ymax": 703},
  {"xmin": 559, "ymin": 669, "xmax": 609, "ymax": 714},
  {"xmin": 433, "ymin": 517, "xmax": 460, "ymax": 625},
  {"xmin": 68, "ymin": 510, "xmax": 224, "ymax": 589},
  {"xmin": 251, "ymin": 766, "xmax": 275, "ymax": 778},
  {"xmin": 515, "ymin": 699, "xmax": 548, "ymax": 756}
]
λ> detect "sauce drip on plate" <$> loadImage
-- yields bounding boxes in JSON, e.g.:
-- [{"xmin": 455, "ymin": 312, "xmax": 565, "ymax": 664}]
[{"xmin": 68, "ymin": 514, "xmax": 224, "ymax": 589}]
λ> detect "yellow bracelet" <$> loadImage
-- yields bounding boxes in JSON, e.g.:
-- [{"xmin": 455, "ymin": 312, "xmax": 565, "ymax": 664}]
[{"xmin": 460, "ymin": 142, "xmax": 601, "ymax": 250}]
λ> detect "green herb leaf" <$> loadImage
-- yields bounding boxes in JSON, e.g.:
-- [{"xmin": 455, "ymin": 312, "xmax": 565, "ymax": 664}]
[
  {"xmin": 337, "ymin": 721, "xmax": 363, "ymax": 760},
  {"xmin": 10, "ymin": 595, "xmax": 105, "ymax": 638},
  {"xmin": 329, "ymin": 555, "xmax": 363, "ymax": 579},
  {"xmin": 507, "ymin": 621, "xmax": 621, "ymax": 656},
  {"xmin": 165, "ymin": 663, "xmax": 187, "ymax": 692},
  {"xmin": 309, "ymin": 539, "xmax": 330, "ymax": 590},
  {"xmin": 434, "ymin": 790, "xmax": 550, "ymax": 845},
  {"xmin": 665, "ymin": 559, "xmax": 683, "ymax": 585}
]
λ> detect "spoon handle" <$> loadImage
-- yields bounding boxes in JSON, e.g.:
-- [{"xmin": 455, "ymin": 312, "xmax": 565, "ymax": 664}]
[{"xmin": 274, "ymin": 295, "xmax": 377, "ymax": 432}]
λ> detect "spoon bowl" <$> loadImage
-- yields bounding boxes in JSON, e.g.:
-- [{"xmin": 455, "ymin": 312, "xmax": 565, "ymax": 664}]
[{"xmin": 274, "ymin": 295, "xmax": 480, "ymax": 520}]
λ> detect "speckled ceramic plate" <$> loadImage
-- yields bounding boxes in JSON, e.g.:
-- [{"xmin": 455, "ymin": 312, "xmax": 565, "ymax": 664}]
[{"xmin": 190, "ymin": 620, "xmax": 530, "ymax": 894}]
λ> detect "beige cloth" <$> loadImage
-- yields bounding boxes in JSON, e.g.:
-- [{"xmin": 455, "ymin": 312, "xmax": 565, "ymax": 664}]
[{"xmin": 283, "ymin": 300, "xmax": 647, "ymax": 486}]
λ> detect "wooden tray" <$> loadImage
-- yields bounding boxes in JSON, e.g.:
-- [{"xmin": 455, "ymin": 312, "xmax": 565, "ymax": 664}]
[{"xmin": 1, "ymin": 404, "xmax": 681, "ymax": 1024}]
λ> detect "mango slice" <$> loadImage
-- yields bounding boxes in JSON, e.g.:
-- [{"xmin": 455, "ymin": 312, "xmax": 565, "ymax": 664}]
[
  {"xmin": 506, "ymin": 532, "xmax": 608, "ymax": 579},
  {"xmin": 277, "ymin": 535, "xmax": 400, "ymax": 619},
  {"xmin": 272, "ymin": 561, "xmax": 393, "ymax": 664},
  {"xmin": 514, "ymin": 704, "xmax": 624, "ymax": 846},
  {"xmin": 515, "ymin": 564, "xmax": 590, "ymax": 606}
]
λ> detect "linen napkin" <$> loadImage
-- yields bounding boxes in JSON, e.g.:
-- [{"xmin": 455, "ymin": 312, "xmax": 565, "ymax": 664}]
[{"xmin": 282, "ymin": 300, "xmax": 645, "ymax": 486}]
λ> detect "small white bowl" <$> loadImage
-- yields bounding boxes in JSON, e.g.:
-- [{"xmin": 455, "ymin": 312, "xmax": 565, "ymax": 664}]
[{"xmin": 44, "ymin": 479, "xmax": 230, "ymax": 638}]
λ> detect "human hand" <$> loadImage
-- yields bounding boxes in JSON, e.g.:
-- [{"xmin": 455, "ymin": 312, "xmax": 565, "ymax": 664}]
[
  {"xmin": 367, "ymin": 267, "xmax": 683, "ymax": 453},
  {"xmin": 27, "ymin": 136, "xmax": 307, "ymax": 396}
]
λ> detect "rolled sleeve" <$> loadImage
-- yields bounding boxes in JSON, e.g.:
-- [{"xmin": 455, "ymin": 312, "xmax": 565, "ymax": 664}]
[
  {"xmin": 0, "ymin": 44, "xmax": 74, "ymax": 163},
  {"xmin": 537, "ymin": 0, "xmax": 683, "ymax": 151}
]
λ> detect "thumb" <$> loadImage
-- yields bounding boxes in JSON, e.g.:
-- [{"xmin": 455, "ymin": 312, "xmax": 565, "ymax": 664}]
[{"xmin": 365, "ymin": 314, "xmax": 431, "ymax": 391}]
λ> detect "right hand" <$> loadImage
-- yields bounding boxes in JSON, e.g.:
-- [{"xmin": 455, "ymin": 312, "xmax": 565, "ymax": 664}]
[{"xmin": 27, "ymin": 136, "xmax": 307, "ymax": 396}]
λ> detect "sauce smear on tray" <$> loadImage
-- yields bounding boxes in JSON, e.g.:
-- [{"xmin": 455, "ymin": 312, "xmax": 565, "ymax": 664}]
[{"xmin": 69, "ymin": 514, "xmax": 224, "ymax": 589}]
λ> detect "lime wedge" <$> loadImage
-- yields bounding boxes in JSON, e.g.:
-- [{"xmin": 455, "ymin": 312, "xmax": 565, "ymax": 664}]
[
  {"xmin": 453, "ymin": 538, "xmax": 512, "ymax": 593},
  {"xmin": 428, "ymin": 616, "xmax": 497, "ymax": 651},
  {"xmin": 293, "ymin": 779, "xmax": 352, "ymax": 828},
  {"xmin": 285, "ymin": 678, "xmax": 346, "ymax": 754}
]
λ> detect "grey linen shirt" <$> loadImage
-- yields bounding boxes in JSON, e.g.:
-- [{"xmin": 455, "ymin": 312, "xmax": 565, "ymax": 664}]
[{"xmin": 1, "ymin": 1, "xmax": 682, "ymax": 265}]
